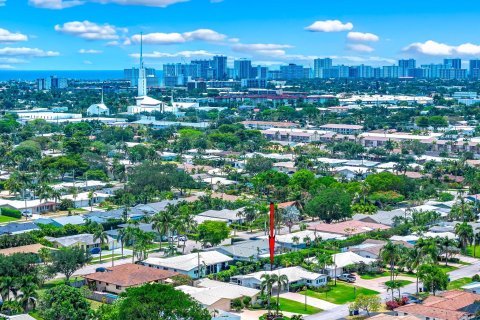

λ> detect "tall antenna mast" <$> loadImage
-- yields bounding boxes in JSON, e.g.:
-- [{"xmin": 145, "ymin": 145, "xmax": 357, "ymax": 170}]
[{"xmin": 140, "ymin": 31, "xmax": 143, "ymax": 68}]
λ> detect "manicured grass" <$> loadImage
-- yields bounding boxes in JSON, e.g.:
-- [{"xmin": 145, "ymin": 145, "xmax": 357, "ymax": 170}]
[
  {"xmin": 301, "ymin": 282, "xmax": 379, "ymax": 304},
  {"xmin": 359, "ymin": 271, "xmax": 390, "ymax": 279},
  {"xmin": 90, "ymin": 254, "xmax": 131, "ymax": 264},
  {"xmin": 448, "ymin": 277, "xmax": 473, "ymax": 290},
  {"xmin": 466, "ymin": 245, "xmax": 480, "ymax": 258},
  {"xmin": 29, "ymin": 311, "xmax": 44, "ymax": 320},
  {"xmin": 88, "ymin": 299, "xmax": 105, "ymax": 310},
  {"xmin": 438, "ymin": 265, "xmax": 458, "ymax": 273},
  {"xmin": 0, "ymin": 215, "xmax": 19, "ymax": 223},
  {"xmin": 385, "ymin": 280, "xmax": 413, "ymax": 287},
  {"xmin": 274, "ymin": 297, "xmax": 322, "ymax": 315}
]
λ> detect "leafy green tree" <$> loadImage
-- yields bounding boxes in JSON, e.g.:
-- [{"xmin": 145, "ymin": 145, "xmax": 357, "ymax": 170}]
[
  {"xmin": 197, "ymin": 221, "xmax": 230, "ymax": 247},
  {"xmin": 304, "ymin": 188, "xmax": 352, "ymax": 223},
  {"xmin": 49, "ymin": 247, "xmax": 90, "ymax": 281},
  {"xmin": 245, "ymin": 155, "xmax": 273, "ymax": 174},
  {"xmin": 455, "ymin": 222, "xmax": 474, "ymax": 252},
  {"xmin": 365, "ymin": 172, "xmax": 403, "ymax": 193},
  {"xmin": 97, "ymin": 283, "xmax": 210, "ymax": 320},
  {"xmin": 40, "ymin": 285, "xmax": 92, "ymax": 320},
  {"xmin": 350, "ymin": 294, "xmax": 381, "ymax": 316},
  {"xmin": 289, "ymin": 169, "xmax": 315, "ymax": 191},
  {"xmin": 418, "ymin": 264, "xmax": 449, "ymax": 296}
]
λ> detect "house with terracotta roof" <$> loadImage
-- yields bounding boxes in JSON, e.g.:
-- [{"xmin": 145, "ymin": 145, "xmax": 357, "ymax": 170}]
[
  {"xmin": 395, "ymin": 290, "xmax": 480, "ymax": 320},
  {"xmin": 308, "ymin": 220, "xmax": 390, "ymax": 237},
  {"xmin": 83, "ymin": 263, "xmax": 178, "ymax": 294}
]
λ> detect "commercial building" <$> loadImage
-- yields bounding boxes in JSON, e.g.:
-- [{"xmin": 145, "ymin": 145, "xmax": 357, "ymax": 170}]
[
  {"xmin": 124, "ymin": 67, "xmax": 157, "ymax": 87},
  {"xmin": 233, "ymin": 58, "xmax": 252, "ymax": 80},
  {"xmin": 36, "ymin": 76, "xmax": 68, "ymax": 91}
]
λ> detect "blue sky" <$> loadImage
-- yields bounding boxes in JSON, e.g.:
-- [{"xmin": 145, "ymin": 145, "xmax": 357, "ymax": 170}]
[{"xmin": 1, "ymin": 0, "xmax": 480, "ymax": 70}]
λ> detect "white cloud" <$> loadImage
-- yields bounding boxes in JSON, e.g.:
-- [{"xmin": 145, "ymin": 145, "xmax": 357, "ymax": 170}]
[
  {"xmin": 83, "ymin": 60, "xmax": 93, "ymax": 64},
  {"xmin": 183, "ymin": 29, "xmax": 226, "ymax": 42},
  {"xmin": 54, "ymin": 21, "xmax": 127, "ymax": 40},
  {"xmin": 347, "ymin": 43, "xmax": 374, "ymax": 53},
  {"xmin": 95, "ymin": 0, "xmax": 189, "ymax": 7},
  {"xmin": 30, "ymin": 0, "xmax": 187, "ymax": 9},
  {"xmin": 79, "ymin": 49, "xmax": 102, "ymax": 54},
  {"xmin": 130, "ymin": 29, "xmax": 227, "ymax": 45},
  {"xmin": 132, "ymin": 32, "xmax": 185, "ymax": 44},
  {"xmin": 29, "ymin": 0, "xmax": 85, "ymax": 9},
  {"xmin": 347, "ymin": 31, "xmax": 379, "ymax": 42},
  {"xmin": 130, "ymin": 50, "xmax": 216, "ymax": 59},
  {"xmin": 0, "ymin": 28, "xmax": 28, "ymax": 43},
  {"xmin": 0, "ymin": 57, "xmax": 28, "ymax": 64},
  {"xmin": 0, "ymin": 64, "xmax": 15, "ymax": 69},
  {"xmin": 305, "ymin": 20, "xmax": 353, "ymax": 32},
  {"xmin": 0, "ymin": 0, "xmax": 6, "ymax": 7},
  {"xmin": 232, "ymin": 43, "xmax": 293, "ymax": 57},
  {"xmin": 106, "ymin": 41, "xmax": 119, "ymax": 46},
  {"xmin": 0, "ymin": 47, "xmax": 60, "ymax": 57},
  {"xmin": 402, "ymin": 40, "xmax": 480, "ymax": 56}
]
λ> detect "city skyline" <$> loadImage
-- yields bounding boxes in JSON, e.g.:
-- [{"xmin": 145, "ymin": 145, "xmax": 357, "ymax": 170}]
[{"xmin": 1, "ymin": 0, "xmax": 480, "ymax": 70}]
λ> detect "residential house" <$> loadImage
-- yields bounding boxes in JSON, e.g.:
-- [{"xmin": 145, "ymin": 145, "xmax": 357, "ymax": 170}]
[
  {"xmin": 60, "ymin": 192, "xmax": 111, "ymax": 208},
  {"xmin": 194, "ymin": 208, "xmax": 245, "ymax": 225},
  {"xmin": 395, "ymin": 290, "xmax": 480, "ymax": 320},
  {"xmin": 177, "ymin": 278, "xmax": 259, "ymax": 312},
  {"xmin": 142, "ymin": 251, "xmax": 233, "ymax": 279},
  {"xmin": 308, "ymin": 220, "xmax": 390, "ymax": 237},
  {"xmin": 214, "ymin": 239, "xmax": 271, "ymax": 261},
  {"xmin": 230, "ymin": 266, "xmax": 328, "ymax": 290},
  {"xmin": 0, "ymin": 222, "xmax": 39, "ymax": 236},
  {"xmin": 461, "ymin": 282, "xmax": 480, "ymax": 294},
  {"xmin": 84, "ymin": 263, "xmax": 178, "ymax": 294},
  {"xmin": 45, "ymin": 233, "xmax": 116, "ymax": 250},
  {"xmin": 323, "ymin": 251, "xmax": 376, "ymax": 277}
]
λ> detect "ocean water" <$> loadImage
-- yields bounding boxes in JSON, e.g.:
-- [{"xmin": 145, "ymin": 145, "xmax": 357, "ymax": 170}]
[{"xmin": 0, "ymin": 70, "xmax": 162, "ymax": 81}]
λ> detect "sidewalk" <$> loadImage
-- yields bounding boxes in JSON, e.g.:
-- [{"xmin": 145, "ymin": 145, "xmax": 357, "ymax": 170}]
[{"xmin": 280, "ymin": 292, "xmax": 339, "ymax": 310}]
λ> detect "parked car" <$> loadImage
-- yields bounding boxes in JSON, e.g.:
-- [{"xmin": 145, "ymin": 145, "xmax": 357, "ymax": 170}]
[
  {"xmin": 178, "ymin": 235, "xmax": 188, "ymax": 241},
  {"xmin": 90, "ymin": 247, "xmax": 101, "ymax": 254},
  {"xmin": 402, "ymin": 293, "xmax": 422, "ymax": 304},
  {"xmin": 21, "ymin": 210, "xmax": 32, "ymax": 217},
  {"xmin": 337, "ymin": 273, "xmax": 356, "ymax": 283},
  {"xmin": 95, "ymin": 267, "xmax": 107, "ymax": 273}
]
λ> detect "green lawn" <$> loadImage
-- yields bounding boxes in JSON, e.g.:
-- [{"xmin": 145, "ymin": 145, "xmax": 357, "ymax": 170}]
[
  {"xmin": 274, "ymin": 297, "xmax": 322, "ymax": 315},
  {"xmin": 359, "ymin": 271, "xmax": 390, "ymax": 279},
  {"xmin": 385, "ymin": 280, "xmax": 413, "ymax": 287},
  {"xmin": 301, "ymin": 282, "xmax": 379, "ymax": 304},
  {"xmin": 438, "ymin": 265, "xmax": 458, "ymax": 273},
  {"xmin": 360, "ymin": 271, "xmax": 415, "ymax": 280},
  {"xmin": 466, "ymin": 245, "xmax": 480, "ymax": 258},
  {"xmin": 0, "ymin": 215, "xmax": 19, "ymax": 223},
  {"xmin": 29, "ymin": 311, "xmax": 44, "ymax": 320},
  {"xmin": 448, "ymin": 277, "xmax": 473, "ymax": 290}
]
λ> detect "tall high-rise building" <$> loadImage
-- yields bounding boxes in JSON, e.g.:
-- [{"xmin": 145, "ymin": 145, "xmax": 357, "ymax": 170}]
[
  {"xmin": 444, "ymin": 58, "xmax": 462, "ymax": 69},
  {"xmin": 252, "ymin": 65, "xmax": 268, "ymax": 79},
  {"xmin": 382, "ymin": 66, "xmax": 399, "ymax": 78},
  {"xmin": 280, "ymin": 63, "xmax": 305, "ymax": 80},
  {"xmin": 191, "ymin": 60, "xmax": 211, "ymax": 79},
  {"xmin": 470, "ymin": 60, "xmax": 480, "ymax": 79},
  {"xmin": 36, "ymin": 76, "xmax": 68, "ymax": 91},
  {"xmin": 314, "ymin": 58, "xmax": 333, "ymax": 78},
  {"xmin": 124, "ymin": 68, "xmax": 156, "ymax": 86},
  {"xmin": 162, "ymin": 63, "xmax": 201, "ymax": 86},
  {"xmin": 233, "ymin": 58, "xmax": 252, "ymax": 80},
  {"xmin": 421, "ymin": 64, "xmax": 444, "ymax": 78},
  {"xmin": 212, "ymin": 55, "xmax": 228, "ymax": 80},
  {"xmin": 398, "ymin": 59, "xmax": 416, "ymax": 77}
]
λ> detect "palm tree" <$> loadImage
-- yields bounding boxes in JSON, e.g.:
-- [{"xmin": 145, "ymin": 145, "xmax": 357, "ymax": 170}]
[
  {"xmin": 272, "ymin": 274, "xmax": 289, "ymax": 317},
  {"xmin": 51, "ymin": 189, "xmax": 62, "ymax": 211},
  {"xmin": 455, "ymin": 222, "xmax": 474, "ymax": 252},
  {"xmin": 380, "ymin": 241, "xmax": 401, "ymax": 285},
  {"xmin": 473, "ymin": 230, "xmax": 480, "ymax": 258},
  {"xmin": 403, "ymin": 247, "xmax": 431, "ymax": 294},
  {"xmin": 0, "ymin": 276, "xmax": 16, "ymax": 301},
  {"xmin": 260, "ymin": 274, "xmax": 274, "ymax": 316},
  {"xmin": 316, "ymin": 252, "xmax": 333, "ymax": 274},
  {"xmin": 122, "ymin": 226, "xmax": 138, "ymax": 263},
  {"xmin": 117, "ymin": 228, "xmax": 127, "ymax": 257},
  {"xmin": 152, "ymin": 207, "xmax": 175, "ymax": 252},
  {"xmin": 18, "ymin": 283, "xmax": 38, "ymax": 311},
  {"xmin": 292, "ymin": 236, "xmax": 300, "ymax": 251},
  {"xmin": 93, "ymin": 225, "xmax": 109, "ymax": 263}
]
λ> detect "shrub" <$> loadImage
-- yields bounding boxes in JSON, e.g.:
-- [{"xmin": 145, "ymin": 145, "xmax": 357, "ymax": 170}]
[
  {"xmin": 1, "ymin": 207, "xmax": 21, "ymax": 219},
  {"xmin": 438, "ymin": 192, "xmax": 454, "ymax": 202},
  {"xmin": 472, "ymin": 274, "xmax": 480, "ymax": 282},
  {"xmin": 242, "ymin": 296, "xmax": 252, "ymax": 307},
  {"xmin": 231, "ymin": 298, "xmax": 243, "ymax": 311},
  {"xmin": 59, "ymin": 199, "xmax": 74, "ymax": 211}
]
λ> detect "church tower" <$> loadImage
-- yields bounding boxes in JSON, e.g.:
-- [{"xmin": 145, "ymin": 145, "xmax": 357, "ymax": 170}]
[{"xmin": 137, "ymin": 32, "xmax": 147, "ymax": 97}]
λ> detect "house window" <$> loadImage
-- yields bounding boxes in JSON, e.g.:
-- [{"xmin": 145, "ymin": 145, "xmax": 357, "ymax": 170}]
[{"xmin": 116, "ymin": 285, "xmax": 121, "ymax": 290}]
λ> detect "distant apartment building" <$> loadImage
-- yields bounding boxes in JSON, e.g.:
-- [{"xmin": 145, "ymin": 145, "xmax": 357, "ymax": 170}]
[
  {"xmin": 241, "ymin": 120, "xmax": 300, "ymax": 130},
  {"xmin": 319, "ymin": 123, "xmax": 364, "ymax": 135},
  {"xmin": 470, "ymin": 59, "xmax": 480, "ymax": 79},
  {"xmin": 212, "ymin": 55, "xmax": 228, "ymax": 80},
  {"xmin": 163, "ymin": 63, "xmax": 201, "ymax": 86},
  {"xmin": 280, "ymin": 64, "xmax": 306, "ymax": 80},
  {"xmin": 398, "ymin": 59, "xmax": 416, "ymax": 77},
  {"xmin": 233, "ymin": 58, "xmax": 252, "ymax": 80},
  {"xmin": 36, "ymin": 76, "xmax": 68, "ymax": 91},
  {"xmin": 314, "ymin": 58, "xmax": 333, "ymax": 78},
  {"xmin": 124, "ymin": 67, "xmax": 157, "ymax": 87}
]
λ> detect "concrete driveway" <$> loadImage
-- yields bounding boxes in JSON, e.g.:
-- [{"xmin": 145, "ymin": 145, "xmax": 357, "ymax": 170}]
[
  {"xmin": 280, "ymin": 292, "xmax": 339, "ymax": 310},
  {"xmin": 353, "ymin": 274, "xmax": 416, "ymax": 292}
]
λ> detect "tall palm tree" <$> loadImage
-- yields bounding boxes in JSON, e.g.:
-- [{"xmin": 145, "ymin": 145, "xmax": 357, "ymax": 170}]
[
  {"xmin": 152, "ymin": 206, "xmax": 175, "ymax": 251},
  {"xmin": 93, "ymin": 225, "xmax": 109, "ymax": 263},
  {"xmin": 123, "ymin": 226, "xmax": 138, "ymax": 263},
  {"xmin": 272, "ymin": 274, "xmax": 289, "ymax": 317},
  {"xmin": 473, "ymin": 230, "xmax": 480, "ymax": 258},
  {"xmin": 380, "ymin": 241, "xmax": 401, "ymax": 284},
  {"xmin": 260, "ymin": 274, "xmax": 274, "ymax": 316},
  {"xmin": 117, "ymin": 228, "xmax": 127, "ymax": 257},
  {"xmin": 18, "ymin": 283, "xmax": 38, "ymax": 311},
  {"xmin": 455, "ymin": 222, "xmax": 474, "ymax": 252}
]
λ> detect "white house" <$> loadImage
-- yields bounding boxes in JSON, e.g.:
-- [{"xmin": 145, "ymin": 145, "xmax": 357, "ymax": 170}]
[
  {"xmin": 141, "ymin": 251, "xmax": 233, "ymax": 279},
  {"xmin": 323, "ymin": 252, "xmax": 376, "ymax": 277},
  {"xmin": 230, "ymin": 266, "xmax": 328, "ymax": 290},
  {"xmin": 60, "ymin": 191, "xmax": 111, "ymax": 208}
]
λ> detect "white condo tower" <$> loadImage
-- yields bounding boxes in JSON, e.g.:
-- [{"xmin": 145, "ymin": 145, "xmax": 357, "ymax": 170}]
[{"xmin": 137, "ymin": 32, "xmax": 147, "ymax": 97}]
